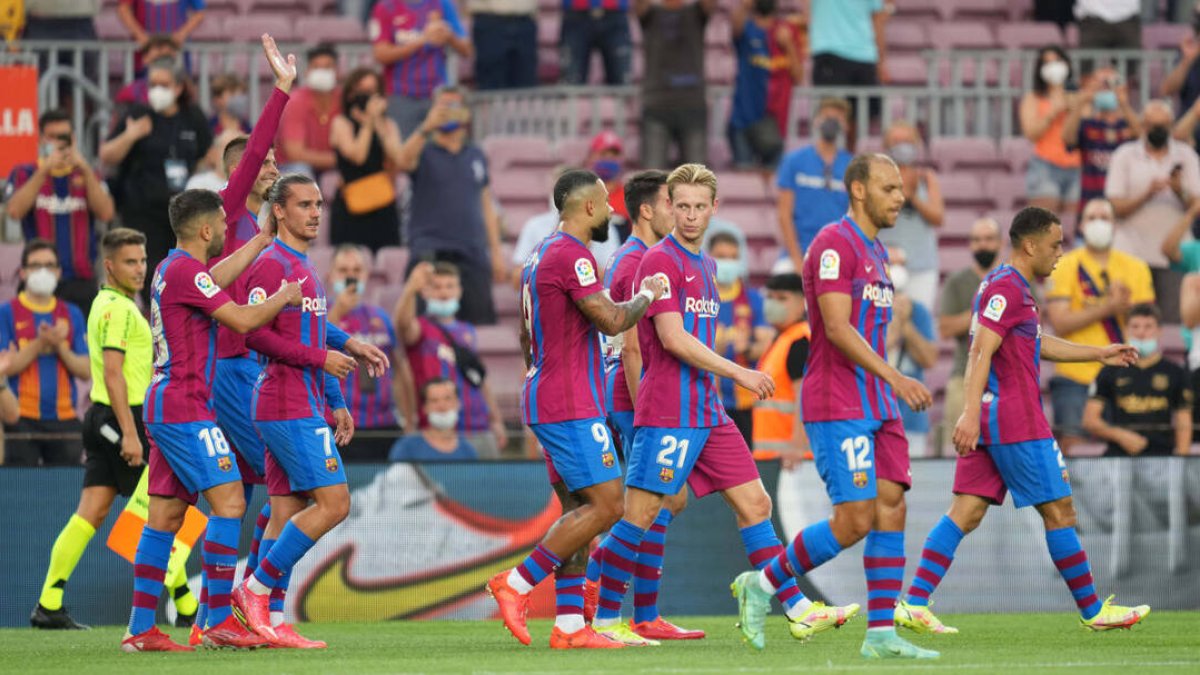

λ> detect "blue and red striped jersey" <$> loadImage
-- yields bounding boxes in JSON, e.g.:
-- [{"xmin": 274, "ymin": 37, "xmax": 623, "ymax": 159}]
[
  {"xmin": 369, "ymin": 0, "xmax": 465, "ymax": 99},
  {"xmin": 334, "ymin": 303, "xmax": 398, "ymax": 429},
  {"xmin": 0, "ymin": 295, "xmax": 86, "ymax": 421},
  {"xmin": 602, "ymin": 236, "xmax": 648, "ymax": 415},
  {"xmin": 5, "ymin": 165, "xmax": 98, "ymax": 282},
  {"xmin": 119, "ymin": 0, "xmax": 205, "ymax": 34}
]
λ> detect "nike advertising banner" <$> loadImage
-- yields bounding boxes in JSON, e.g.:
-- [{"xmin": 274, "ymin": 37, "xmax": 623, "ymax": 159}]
[{"xmin": 0, "ymin": 458, "xmax": 1197, "ymax": 627}]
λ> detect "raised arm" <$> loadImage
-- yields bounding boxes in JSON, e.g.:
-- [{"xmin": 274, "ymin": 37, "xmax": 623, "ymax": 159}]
[
  {"xmin": 394, "ymin": 262, "xmax": 432, "ymax": 346},
  {"xmin": 222, "ymin": 35, "xmax": 295, "ymax": 214},
  {"xmin": 1162, "ymin": 201, "xmax": 1200, "ymax": 263}
]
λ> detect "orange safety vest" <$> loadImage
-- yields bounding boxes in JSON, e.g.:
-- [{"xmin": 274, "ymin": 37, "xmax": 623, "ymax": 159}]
[{"xmin": 752, "ymin": 322, "xmax": 811, "ymax": 460}]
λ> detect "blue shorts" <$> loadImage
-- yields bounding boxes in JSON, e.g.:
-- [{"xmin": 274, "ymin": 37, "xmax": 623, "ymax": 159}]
[
  {"xmin": 626, "ymin": 426, "xmax": 712, "ymax": 496},
  {"xmin": 255, "ymin": 417, "xmax": 348, "ymax": 494},
  {"xmin": 530, "ymin": 418, "xmax": 621, "ymax": 493},
  {"xmin": 984, "ymin": 438, "xmax": 1073, "ymax": 508},
  {"xmin": 807, "ymin": 418, "xmax": 913, "ymax": 505},
  {"xmin": 608, "ymin": 410, "xmax": 635, "ymax": 459},
  {"xmin": 146, "ymin": 420, "xmax": 242, "ymax": 500},
  {"xmin": 213, "ymin": 356, "xmax": 266, "ymax": 476}
]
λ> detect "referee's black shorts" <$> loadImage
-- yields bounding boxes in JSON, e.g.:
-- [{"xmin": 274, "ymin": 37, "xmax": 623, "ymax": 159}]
[{"xmin": 82, "ymin": 403, "xmax": 150, "ymax": 497}]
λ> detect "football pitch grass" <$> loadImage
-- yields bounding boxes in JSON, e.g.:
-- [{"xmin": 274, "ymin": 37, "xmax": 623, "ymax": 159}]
[{"xmin": 1, "ymin": 612, "xmax": 1196, "ymax": 674}]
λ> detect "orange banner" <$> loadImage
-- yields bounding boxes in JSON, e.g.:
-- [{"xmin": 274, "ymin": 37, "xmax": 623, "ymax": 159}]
[{"xmin": 0, "ymin": 64, "xmax": 38, "ymax": 178}]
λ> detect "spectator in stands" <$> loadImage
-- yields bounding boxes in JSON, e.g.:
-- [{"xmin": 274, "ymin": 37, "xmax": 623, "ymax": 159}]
[
  {"xmin": 807, "ymin": 0, "xmax": 888, "ymax": 123},
  {"xmin": 468, "ymin": 0, "xmax": 537, "ymax": 90},
  {"xmin": 560, "ymin": 0, "xmax": 632, "ymax": 86},
  {"xmin": 750, "ymin": 272, "xmax": 809, "ymax": 465},
  {"xmin": 113, "ymin": 35, "xmax": 181, "ymax": 110},
  {"xmin": 370, "ymin": 0, "xmax": 472, "ymax": 136},
  {"xmin": 388, "ymin": 378, "xmax": 479, "ymax": 461},
  {"xmin": 1161, "ymin": 29, "xmax": 1200, "ymax": 147},
  {"xmin": 938, "ymin": 217, "xmax": 1003, "ymax": 450},
  {"xmin": 5, "ymin": 110, "xmax": 113, "ymax": 314},
  {"xmin": 116, "ymin": 0, "xmax": 205, "ymax": 54},
  {"xmin": 1163, "ymin": 198, "xmax": 1200, "ymax": 367},
  {"xmin": 395, "ymin": 261, "xmax": 507, "ymax": 458},
  {"xmin": 0, "ymin": 240, "xmax": 90, "ymax": 466},
  {"xmin": 1046, "ymin": 197, "xmax": 1155, "ymax": 452},
  {"xmin": 710, "ymin": 232, "xmax": 773, "ymax": 443},
  {"xmin": 330, "ymin": 68, "xmax": 404, "ymax": 253},
  {"xmin": 509, "ymin": 167, "xmax": 621, "ymax": 286},
  {"xmin": 208, "ymin": 73, "xmax": 251, "ymax": 136},
  {"xmin": 396, "ymin": 87, "xmax": 505, "ymax": 324},
  {"xmin": 877, "ymin": 121, "xmax": 943, "ymax": 312},
  {"xmin": 1062, "ymin": 66, "xmax": 1141, "ymax": 234},
  {"xmin": 99, "ymin": 58, "xmax": 212, "ymax": 304},
  {"xmin": 1106, "ymin": 99, "xmax": 1200, "ymax": 321},
  {"xmin": 277, "ymin": 43, "xmax": 342, "ymax": 178},
  {"xmin": 775, "ymin": 96, "xmax": 851, "ymax": 268},
  {"xmin": 1075, "ymin": 0, "xmax": 1142, "ymax": 51},
  {"xmin": 638, "ymin": 0, "xmax": 716, "ymax": 170},
  {"xmin": 586, "ymin": 131, "xmax": 632, "ymax": 229},
  {"xmin": 1020, "ymin": 46, "xmax": 1081, "ymax": 218},
  {"xmin": 703, "ymin": 216, "xmax": 751, "ymax": 277},
  {"xmin": 884, "ymin": 246, "xmax": 937, "ymax": 457},
  {"xmin": 328, "ymin": 245, "xmax": 404, "ymax": 462},
  {"xmin": 1083, "ymin": 303, "xmax": 1192, "ymax": 456},
  {"xmin": 727, "ymin": 0, "xmax": 802, "ymax": 171}
]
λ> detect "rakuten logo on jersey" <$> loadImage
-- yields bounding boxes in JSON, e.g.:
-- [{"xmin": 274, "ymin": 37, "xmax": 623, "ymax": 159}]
[
  {"xmin": 684, "ymin": 297, "xmax": 720, "ymax": 317},
  {"xmin": 301, "ymin": 296, "xmax": 328, "ymax": 315},
  {"xmin": 861, "ymin": 283, "xmax": 894, "ymax": 307}
]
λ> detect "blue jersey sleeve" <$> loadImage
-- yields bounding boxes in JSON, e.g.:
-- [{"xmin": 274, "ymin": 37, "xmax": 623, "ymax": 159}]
[
  {"xmin": 775, "ymin": 151, "xmax": 794, "ymax": 189},
  {"xmin": 324, "ymin": 372, "xmax": 347, "ymax": 411},
  {"xmin": 0, "ymin": 305, "xmax": 13, "ymax": 353},
  {"xmin": 326, "ymin": 322, "xmax": 350, "ymax": 350},
  {"xmin": 912, "ymin": 302, "xmax": 934, "ymax": 341},
  {"xmin": 748, "ymin": 288, "xmax": 767, "ymax": 328},
  {"xmin": 441, "ymin": 0, "xmax": 466, "ymax": 37}
]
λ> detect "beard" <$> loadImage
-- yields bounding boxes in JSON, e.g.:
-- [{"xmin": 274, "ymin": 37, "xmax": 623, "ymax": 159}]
[
  {"xmin": 868, "ymin": 199, "xmax": 896, "ymax": 229},
  {"xmin": 206, "ymin": 235, "xmax": 224, "ymax": 258},
  {"xmin": 590, "ymin": 218, "xmax": 610, "ymax": 243}
]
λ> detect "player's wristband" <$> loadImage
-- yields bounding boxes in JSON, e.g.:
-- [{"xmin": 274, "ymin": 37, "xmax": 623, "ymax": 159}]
[{"xmin": 635, "ymin": 289, "xmax": 655, "ymax": 304}]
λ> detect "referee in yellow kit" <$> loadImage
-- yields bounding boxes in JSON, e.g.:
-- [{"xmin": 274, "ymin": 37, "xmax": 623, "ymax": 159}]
[{"xmin": 31, "ymin": 228, "xmax": 196, "ymax": 629}]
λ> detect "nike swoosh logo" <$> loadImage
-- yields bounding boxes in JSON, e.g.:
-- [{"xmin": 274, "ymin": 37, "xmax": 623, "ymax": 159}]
[
  {"xmin": 865, "ymin": 265, "xmax": 874, "ymax": 272},
  {"xmin": 296, "ymin": 276, "xmax": 308, "ymax": 285},
  {"xmin": 685, "ymin": 276, "xmax": 696, "ymax": 282},
  {"xmin": 300, "ymin": 495, "xmax": 562, "ymax": 622}
]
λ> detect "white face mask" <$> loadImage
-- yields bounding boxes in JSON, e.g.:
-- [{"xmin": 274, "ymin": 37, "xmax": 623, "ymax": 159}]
[
  {"xmin": 1040, "ymin": 61, "xmax": 1069, "ymax": 87},
  {"xmin": 26, "ymin": 267, "xmax": 58, "ymax": 296},
  {"xmin": 148, "ymin": 85, "xmax": 177, "ymax": 112},
  {"xmin": 307, "ymin": 68, "xmax": 337, "ymax": 93},
  {"xmin": 1083, "ymin": 218, "xmax": 1114, "ymax": 250},
  {"xmin": 427, "ymin": 409, "xmax": 459, "ymax": 431}
]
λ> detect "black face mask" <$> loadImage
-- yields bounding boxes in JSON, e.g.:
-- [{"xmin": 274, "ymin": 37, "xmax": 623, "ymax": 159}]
[
  {"xmin": 973, "ymin": 249, "xmax": 998, "ymax": 269},
  {"xmin": 754, "ymin": 0, "xmax": 777, "ymax": 15},
  {"xmin": 591, "ymin": 220, "xmax": 611, "ymax": 243},
  {"xmin": 348, "ymin": 93, "xmax": 371, "ymax": 112},
  {"xmin": 1147, "ymin": 125, "xmax": 1171, "ymax": 149}
]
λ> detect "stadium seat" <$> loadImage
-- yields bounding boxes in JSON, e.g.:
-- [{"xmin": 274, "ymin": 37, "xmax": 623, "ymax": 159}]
[
  {"xmin": 888, "ymin": 55, "xmax": 929, "ymax": 86},
  {"xmin": 719, "ymin": 205, "xmax": 774, "ymax": 242},
  {"xmin": 309, "ymin": 245, "xmax": 334, "ymax": 279},
  {"xmin": 996, "ymin": 22, "xmax": 1067, "ymax": 50},
  {"xmin": 929, "ymin": 137, "xmax": 1002, "ymax": 171},
  {"xmin": 222, "ymin": 14, "xmax": 296, "ymax": 43},
  {"xmin": 939, "ymin": 208, "xmax": 986, "ymax": 243},
  {"xmin": 705, "ymin": 12, "xmax": 732, "ymax": 49},
  {"xmin": 536, "ymin": 13, "xmax": 560, "ymax": 49},
  {"xmin": 94, "ymin": 14, "xmax": 127, "ymax": 40},
  {"xmin": 492, "ymin": 168, "xmax": 550, "ymax": 203},
  {"xmin": 938, "ymin": 173, "xmax": 990, "ymax": 209},
  {"xmin": 474, "ymin": 325, "xmax": 520, "ymax": 356},
  {"xmin": 0, "ymin": 243, "xmax": 22, "ymax": 287},
  {"xmin": 944, "ymin": 0, "xmax": 1010, "ymax": 22},
  {"xmin": 374, "ymin": 246, "xmax": 410, "ymax": 287},
  {"xmin": 986, "ymin": 173, "xmax": 1029, "ymax": 211},
  {"xmin": 494, "ymin": 284, "xmax": 521, "ymax": 319},
  {"xmin": 886, "ymin": 21, "xmax": 931, "ymax": 53},
  {"xmin": 502, "ymin": 204, "xmax": 547, "ymax": 241},
  {"xmin": 1000, "ymin": 136, "xmax": 1035, "ymax": 172},
  {"xmin": 894, "ymin": 0, "xmax": 941, "ymax": 21},
  {"xmin": 927, "ymin": 21, "xmax": 998, "ymax": 49},
  {"xmin": 480, "ymin": 136, "xmax": 556, "ymax": 171},
  {"xmin": 294, "ymin": 16, "xmax": 365, "ymax": 44},
  {"xmin": 718, "ymin": 172, "xmax": 770, "ymax": 205},
  {"xmin": 1143, "ymin": 23, "xmax": 1192, "ymax": 50}
]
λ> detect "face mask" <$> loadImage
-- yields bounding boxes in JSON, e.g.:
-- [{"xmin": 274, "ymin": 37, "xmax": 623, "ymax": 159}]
[
  {"xmin": 225, "ymin": 92, "xmax": 249, "ymax": 119},
  {"xmin": 307, "ymin": 67, "xmax": 337, "ymax": 93},
  {"xmin": 1083, "ymin": 218, "xmax": 1114, "ymax": 250},
  {"xmin": 148, "ymin": 85, "xmax": 177, "ymax": 113},
  {"xmin": 26, "ymin": 267, "xmax": 58, "ymax": 296},
  {"xmin": 1147, "ymin": 125, "xmax": 1171, "ymax": 149},
  {"xmin": 427, "ymin": 409, "xmax": 459, "ymax": 431},
  {"xmin": 889, "ymin": 142, "xmax": 919, "ymax": 166},
  {"xmin": 592, "ymin": 159, "xmax": 622, "ymax": 182},
  {"xmin": 348, "ymin": 93, "xmax": 371, "ymax": 112},
  {"xmin": 426, "ymin": 298, "xmax": 460, "ymax": 318},
  {"xmin": 1040, "ymin": 60, "xmax": 1069, "ymax": 87},
  {"xmin": 1093, "ymin": 90, "xmax": 1118, "ymax": 112},
  {"xmin": 972, "ymin": 249, "xmax": 998, "ymax": 269},
  {"xmin": 715, "ymin": 259, "xmax": 742, "ymax": 285},
  {"xmin": 332, "ymin": 277, "xmax": 364, "ymax": 297},
  {"xmin": 818, "ymin": 117, "xmax": 842, "ymax": 143},
  {"xmin": 438, "ymin": 121, "xmax": 463, "ymax": 134},
  {"xmin": 889, "ymin": 264, "xmax": 909, "ymax": 292},
  {"xmin": 763, "ymin": 297, "xmax": 789, "ymax": 325},
  {"xmin": 1128, "ymin": 337, "xmax": 1158, "ymax": 358}
]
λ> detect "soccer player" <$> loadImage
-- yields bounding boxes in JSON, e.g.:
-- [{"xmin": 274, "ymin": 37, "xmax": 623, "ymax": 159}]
[
  {"xmin": 732, "ymin": 154, "xmax": 936, "ymax": 658},
  {"xmin": 121, "ymin": 189, "xmax": 302, "ymax": 652},
  {"xmin": 594, "ymin": 163, "xmax": 858, "ymax": 647},
  {"xmin": 31, "ymin": 228, "xmax": 196, "ymax": 630},
  {"xmin": 894, "ymin": 206, "xmax": 1150, "ymax": 634},
  {"xmin": 487, "ymin": 169, "xmax": 665, "ymax": 649},
  {"xmin": 585, "ymin": 169, "xmax": 702, "ymax": 642},
  {"xmin": 232, "ymin": 174, "xmax": 386, "ymax": 647}
]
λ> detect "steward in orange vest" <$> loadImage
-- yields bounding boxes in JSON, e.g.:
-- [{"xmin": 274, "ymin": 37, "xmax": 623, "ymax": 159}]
[{"xmin": 752, "ymin": 273, "xmax": 812, "ymax": 465}]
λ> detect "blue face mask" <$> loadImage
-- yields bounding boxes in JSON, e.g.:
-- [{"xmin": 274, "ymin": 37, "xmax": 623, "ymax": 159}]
[
  {"xmin": 426, "ymin": 298, "xmax": 460, "ymax": 318},
  {"xmin": 1127, "ymin": 337, "xmax": 1158, "ymax": 358},
  {"xmin": 592, "ymin": 159, "xmax": 622, "ymax": 182},
  {"xmin": 438, "ymin": 121, "xmax": 462, "ymax": 133},
  {"xmin": 715, "ymin": 259, "xmax": 743, "ymax": 285},
  {"xmin": 1093, "ymin": 90, "xmax": 1118, "ymax": 112}
]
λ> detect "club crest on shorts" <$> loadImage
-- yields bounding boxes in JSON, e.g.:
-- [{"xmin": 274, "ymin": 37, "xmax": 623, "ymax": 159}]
[
  {"xmin": 853, "ymin": 471, "xmax": 868, "ymax": 488},
  {"xmin": 659, "ymin": 467, "xmax": 674, "ymax": 483},
  {"xmin": 601, "ymin": 452, "xmax": 615, "ymax": 468},
  {"xmin": 217, "ymin": 456, "xmax": 232, "ymax": 472},
  {"xmin": 326, "ymin": 457, "xmax": 339, "ymax": 473},
  {"xmin": 1062, "ymin": 469, "xmax": 1070, "ymax": 483}
]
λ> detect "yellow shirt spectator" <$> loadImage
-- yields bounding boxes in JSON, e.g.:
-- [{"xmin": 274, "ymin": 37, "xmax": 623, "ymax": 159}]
[{"xmin": 1045, "ymin": 247, "xmax": 1154, "ymax": 385}]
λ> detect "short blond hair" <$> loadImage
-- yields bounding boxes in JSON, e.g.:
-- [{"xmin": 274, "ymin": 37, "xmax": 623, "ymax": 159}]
[{"xmin": 667, "ymin": 163, "xmax": 718, "ymax": 201}]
